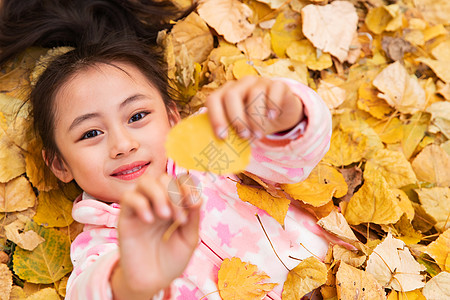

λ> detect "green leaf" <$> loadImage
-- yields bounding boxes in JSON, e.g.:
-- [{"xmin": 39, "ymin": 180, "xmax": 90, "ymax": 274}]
[{"xmin": 13, "ymin": 221, "xmax": 72, "ymax": 284}]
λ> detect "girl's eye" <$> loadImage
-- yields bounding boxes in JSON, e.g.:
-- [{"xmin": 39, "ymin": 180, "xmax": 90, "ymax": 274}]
[
  {"xmin": 81, "ymin": 129, "xmax": 102, "ymax": 140},
  {"xmin": 129, "ymin": 111, "xmax": 149, "ymax": 123}
]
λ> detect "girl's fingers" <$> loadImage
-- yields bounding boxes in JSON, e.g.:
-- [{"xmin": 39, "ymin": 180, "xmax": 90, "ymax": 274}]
[
  {"xmin": 244, "ymin": 84, "xmax": 270, "ymax": 139},
  {"xmin": 120, "ymin": 190, "xmax": 154, "ymax": 224},
  {"xmin": 222, "ymin": 90, "xmax": 251, "ymax": 139},
  {"xmin": 136, "ymin": 175, "xmax": 172, "ymax": 220}
]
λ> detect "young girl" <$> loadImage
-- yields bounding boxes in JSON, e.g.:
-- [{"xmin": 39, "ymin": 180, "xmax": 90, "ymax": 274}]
[{"xmin": 1, "ymin": 1, "xmax": 333, "ymax": 299}]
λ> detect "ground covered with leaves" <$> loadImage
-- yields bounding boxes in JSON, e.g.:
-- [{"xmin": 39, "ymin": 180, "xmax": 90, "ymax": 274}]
[{"xmin": 1, "ymin": 0, "xmax": 449, "ymax": 299}]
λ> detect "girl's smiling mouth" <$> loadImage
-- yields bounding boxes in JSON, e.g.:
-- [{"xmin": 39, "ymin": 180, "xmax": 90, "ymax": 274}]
[{"xmin": 111, "ymin": 161, "xmax": 150, "ymax": 180}]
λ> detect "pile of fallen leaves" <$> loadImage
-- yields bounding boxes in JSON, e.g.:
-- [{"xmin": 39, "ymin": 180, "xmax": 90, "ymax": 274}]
[{"xmin": 1, "ymin": 0, "xmax": 449, "ymax": 299}]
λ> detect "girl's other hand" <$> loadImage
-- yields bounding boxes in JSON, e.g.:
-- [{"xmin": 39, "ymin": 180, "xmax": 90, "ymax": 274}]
[
  {"xmin": 112, "ymin": 173, "xmax": 201, "ymax": 299},
  {"xmin": 205, "ymin": 76, "xmax": 305, "ymax": 140}
]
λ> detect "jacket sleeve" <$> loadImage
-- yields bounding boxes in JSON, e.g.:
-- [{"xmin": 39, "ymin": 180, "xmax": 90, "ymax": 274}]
[
  {"xmin": 245, "ymin": 77, "xmax": 332, "ymax": 184},
  {"xmin": 65, "ymin": 227, "xmax": 120, "ymax": 300}
]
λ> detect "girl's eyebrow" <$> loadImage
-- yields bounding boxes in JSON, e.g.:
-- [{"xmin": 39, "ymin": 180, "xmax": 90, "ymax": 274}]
[
  {"xmin": 69, "ymin": 113, "xmax": 100, "ymax": 132},
  {"xmin": 68, "ymin": 94, "xmax": 151, "ymax": 132}
]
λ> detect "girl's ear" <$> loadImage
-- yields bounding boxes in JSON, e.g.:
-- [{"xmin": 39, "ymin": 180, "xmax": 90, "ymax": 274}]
[
  {"xmin": 42, "ymin": 150, "xmax": 74, "ymax": 183},
  {"xmin": 168, "ymin": 102, "xmax": 181, "ymax": 126}
]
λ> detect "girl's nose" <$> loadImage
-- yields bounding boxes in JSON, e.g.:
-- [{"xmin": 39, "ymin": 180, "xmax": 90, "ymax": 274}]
[{"xmin": 109, "ymin": 126, "xmax": 139, "ymax": 158}]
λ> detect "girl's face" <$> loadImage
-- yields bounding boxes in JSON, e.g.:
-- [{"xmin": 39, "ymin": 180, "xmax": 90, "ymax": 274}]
[{"xmin": 48, "ymin": 62, "xmax": 178, "ymax": 202}]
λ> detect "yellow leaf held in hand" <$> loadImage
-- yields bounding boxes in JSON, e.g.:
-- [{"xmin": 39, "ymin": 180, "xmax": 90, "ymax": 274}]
[
  {"xmin": 197, "ymin": 0, "xmax": 255, "ymax": 44},
  {"xmin": 165, "ymin": 113, "xmax": 251, "ymax": 175},
  {"xmin": 336, "ymin": 262, "xmax": 385, "ymax": 300},
  {"xmin": 301, "ymin": 1, "xmax": 358, "ymax": 62},
  {"xmin": 236, "ymin": 182, "xmax": 290, "ymax": 226},
  {"xmin": 426, "ymin": 229, "xmax": 450, "ymax": 271},
  {"xmin": 217, "ymin": 257, "xmax": 277, "ymax": 300},
  {"xmin": 282, "ymin": 256, "xmax": 327, "ymax": 299},
  {"xmin": 373, "ymin": 61, "xmax": 426, "ymax": 114},
  {"xmin": 412, "ymin": 144, "xmax": 450, "ymax": 187},
  {"xmin": 282, "ymin": 163, "xmax": 348, "ymax": 207},
  {"xmin": 422, "ymin": 271, "xmax": 450, "ymax": 299},
  {"xmin": 0, "ymin": 176, "xmax": 35, "ymax": 213},
  {"xmin": 13, "ymin": 222, "xmax": 72, "ymax": 284},
  {"xmin": 365, "ymin": 149, "xmax": 417, "ymax": 189},
  {"xmin": 366, "ymin": 233, "xmax": 426, "ymax": 292}
]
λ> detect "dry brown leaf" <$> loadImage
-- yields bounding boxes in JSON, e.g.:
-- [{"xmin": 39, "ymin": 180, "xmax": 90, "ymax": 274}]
[
  {"xmin": 366, "ymin": 233, "xmax": 426, "ymax": 291},
  {"xmin": 336, "ymin": 262, "xmax": 385, "ymax": 300},
  {"xmin": 236, "ymin": 182, "xmax": 290, "ymax": 226},
  {"xmin": 413, "ymin": 0, "xmax": 450, "ymax": 25},
  {"xmin": 317, "ymin": 80, "xmax": 346, "ymax": 110},
  {"xmin": 382, "ymin": 36, "xmax": 414, "ymax": 62},
  {"xmin": 373, "ymin": 61, "xmax": 426, "ymax": 114},
  {"xmin": 0, "ymin": 176, "xmax": 35, "ymax": 212},
  {"xmin": 282, "ymin": 256, "xmax": 328, "ymax": 299},
  {"xmin": 426, "ymin": 229, "xmax": 450, "ymax": 271},
  {"xmin": 365, "ymin": 149, "xmax": 417, "ymax": 189},
  {"xmin": 5, "ymin": 219, "xmax": 45, "ymax": 251},
  {"xmin": 171, "ymin": 12, "xmax": 214, "ymax": 64},
  {"xmin": 415, "ymin": 187, "xmax": 450, "ymax": 232},
  {"xmin": 332, "ymin": 245, "xmax": 366, "ymax": 268},
  {"xmin": 198, "ymin": 0, "xmax": 255, "ymax": 44},
  {"xmin": 337, "ymin": 166, "xmax": 363, "ymax": 202},
  {"xmin": 422, "ymin": 271, "xmax": 450, "ymax": 299},
  {"xmin": 237, "ymin": 28, "xmax": 271, "ymax": 60},
  {"xmin": 253, "ymin": 59, "xmax": 308, "ymax": 84},
  {"xmin": 411, "ymin": 144, "xmax": 450, "ymax": 187},
  {"xmin": 425, "ymin": 101, "xmax": 450, "ymax": 139},
  {"xmin": 217, "ymin": 257, "xmax": 277, "ymax": 300},
  {"xmin": 301, "ymin": 1, "xmax": 358, "ymax": 62},
  {"xmin": 0, "ymin": 263, "xmax": 13, "ymax": 300}
]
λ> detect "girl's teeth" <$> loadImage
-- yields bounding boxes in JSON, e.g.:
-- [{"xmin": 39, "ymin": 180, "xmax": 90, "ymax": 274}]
[{"xmin": 121, "ymin": 165, "xmax": 142, "ymax": 175}]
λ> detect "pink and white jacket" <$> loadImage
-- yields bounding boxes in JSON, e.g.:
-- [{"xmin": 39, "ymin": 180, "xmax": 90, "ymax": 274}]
[{"xmin": 65, "ymin": 79, "xmax": 333, "ymax": 300}]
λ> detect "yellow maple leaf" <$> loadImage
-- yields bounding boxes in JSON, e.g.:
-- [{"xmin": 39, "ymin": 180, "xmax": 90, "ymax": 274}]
[
  {"xmin": 165, "ymin": 113, "xmax": 251, "ymax": 175},
  {"xmin": 236, "ymin": 182, "xmax": 290, "ymax": 226},
  {"xmin": 344, "ymin": 168, "xmax": 403, "ymax": 225},
  {"xmin": 217, "ymin": 257, "xmax": 277, "ymax": 300},
  {"xmin": 365, "ymin": 149, "xmax": 417, "ymax": 189},
  {"xmin": 270, "ymin": 9, "xmax": 303, "ymax": 58},
  {"xmin": 197, "ymin": 0, "xmax": 255, "ymax": 44},
  {"xmin": 373, "ymin": 61, "xmax": 426, "ymax": 114},
  {"xmin": 301, "ymin": 1, "xmax": 358, "ymax": 62},
  {"xmin": 412, "ymin": 144, "xmax": 450, "ymax": 187},
  {"xmin": 422, "ymin": 271, "xmax": 450, "ymax": 299},
  {"xmin": 336, "ymin": 262, "xmax": 385, "ymax": 300},
  {"xmin": 366, "ymin": 233, "xmax": 426, "ymax": 291},
  {"xmin": 282, "ymin": 256, "xmax": 327, "ymax": 299},
  {"xmin": 281, "ymin": 163, "xmax": 348, "ymax": 207},
  {"xmin": 0, "ymin": 176, "xmax": 35, "ymax": 213},
  {"xmin": 426, "ymin": 229, "xmax": 450, "ymax": 271}
]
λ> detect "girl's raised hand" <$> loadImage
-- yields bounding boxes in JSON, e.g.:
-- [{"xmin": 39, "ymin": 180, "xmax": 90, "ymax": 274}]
[
  {"xmin": 112, "ymin": 173, "xmax": 201, "ymax": 300},
  {"xmin": 205, "ymin": 76, "xmax": 305, "ymax": 140}
]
